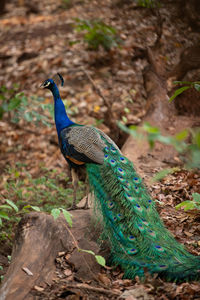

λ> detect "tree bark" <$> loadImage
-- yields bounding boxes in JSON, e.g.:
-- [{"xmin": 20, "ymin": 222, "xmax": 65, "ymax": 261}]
[
  {"xmin": 122, "ymin": 46, "xmax": 199, "ymax": 178},
  {"xmin": 0, "ymin": 210, "xmax": 100, "ymax": 300}
]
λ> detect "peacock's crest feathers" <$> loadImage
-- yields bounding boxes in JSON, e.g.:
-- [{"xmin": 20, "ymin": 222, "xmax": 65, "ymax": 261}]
[{"xmin": 52, "ymin": 73, "xmax": 64, "ymax": 86}]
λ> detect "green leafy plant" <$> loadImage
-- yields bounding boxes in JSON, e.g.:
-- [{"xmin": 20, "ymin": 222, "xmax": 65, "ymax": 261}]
[
  {"xmin": 51, "ymin": 207, "xmax": 106, "ymax": 267},
  {"xmin": 0, "ymin": 84, "xmax": 22, "ymax": 119},
  {"xmin": 0, "ymin": 198, "xmax": 40, "ymax": 246},
  {"xmin": 0, "ymin": 165, "xmax": 85, "ymax": 242},
  {"xmin": 0, "ymin": 85, "xmax": 54, "ymax": 127},
  {"xmin": 119, "ymin": 122, "xmax": 200, "ymax": 171},
  {"xmin": 2, "ymin": 166, "xmax": 85, "ymax": 212},
  {"xmin": 169, "ymin": 81, "xmax": 200, "ymax": 102},
  {"xmin": 0, "ymin": 164, "xmax": 106, "ymax": 276},
  {"xmin": 0, "ymin": 265, "xmax": 4, "ymax": 282},
  {"xmin": 135, "ymin": 0, "xmax": 160, "ymax": 8},
  {"xmin": 51, "ymin": 207, "xmax": 73, "ymax": 227},
  {"xmin": 176, "ymin": 193, "xmax": 200, "ymax": 211},
  {"xmin": 79, "ymin": 249, "xmax": 106, "ymax": 267},
  {"xmin": 0, "ymin": 199, "xmax": 18, "ymax": 226},
  {"xmin": 74, "ymin": 19, "xmax": 121, "ymax": 51},
  {"xmin": 119, "ymin": 122, "xmax": 200, "ymax": 215}
]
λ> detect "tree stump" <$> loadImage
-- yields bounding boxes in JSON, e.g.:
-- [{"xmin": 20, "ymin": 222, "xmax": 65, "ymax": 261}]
[{"xmin": 0, "ymin": 210, "xmax": 101, "ymax": 300}]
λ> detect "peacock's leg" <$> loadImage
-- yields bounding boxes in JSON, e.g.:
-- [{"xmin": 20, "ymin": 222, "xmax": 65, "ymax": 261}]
[
  {"xmin": 68, "ymin": 168, "xmax": 79, "ymax": 210},
  {"xmin": 82, "ymin": 174, "xmax": 89, "ymax": 209}
]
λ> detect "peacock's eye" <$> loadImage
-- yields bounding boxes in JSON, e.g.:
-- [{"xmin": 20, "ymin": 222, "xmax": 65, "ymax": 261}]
[{"xmin": 44, "ymin": 81, "xmax": 51, "ymax": 87}]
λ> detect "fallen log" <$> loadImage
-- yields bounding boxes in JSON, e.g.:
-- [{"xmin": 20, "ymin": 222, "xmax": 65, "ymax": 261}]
[{"xmin": 0, "ymin": 210, "xmax": 101, "ymax": 300}]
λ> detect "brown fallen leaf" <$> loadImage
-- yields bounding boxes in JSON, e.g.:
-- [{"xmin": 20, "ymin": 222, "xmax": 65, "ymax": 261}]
[
  {"xmin": 97, "ymin": 273, "xmax": 111, "ymax": 286},
  {"xmin": 120, "ymin": 287, "xmax": 154, "ymax": 300},
  {"xmin": 64, "ymin": 269, "xmax": 72, "ymax": 277},
  {"xmin": 34, "ymin": 285, "xmax": 44, "ymax": 292},
  {"xmin": 184, "ymin": 231, "xmax": 193, "ymax": 237}
]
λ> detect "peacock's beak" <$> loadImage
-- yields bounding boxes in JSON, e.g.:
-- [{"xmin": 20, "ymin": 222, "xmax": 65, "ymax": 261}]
[{"xmin": 40, "ymin": 83, "xmax": 45, "ymax": 89}]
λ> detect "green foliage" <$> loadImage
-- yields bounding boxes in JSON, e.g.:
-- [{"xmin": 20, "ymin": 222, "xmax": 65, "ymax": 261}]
[
  {"xmin": 61, "ymin": 0, "xmax": 72, "ymax": 8},
  {"xmin": 0, "ymin": 265, "xmax": 3, "ymax": 282},
  {"xmin": 119, "ymin": 122, "xmax": 200, "ymax": 169},
  {"xmin": 0, "ymin": 84, "xmax": 22, "ymax": 119},
  {"xmin": 169, "ymin": 81, "xmax": 200, "ymax": 102},
  {"xmin": 176, "ymin": 193, "xmax": 200, "ymax": 211},
  {"xmin": 135, "ymin": 0, "xmax": 160, "ymax": 8},
  {"xmin": 74, "ymin": 19, "xmax": 121, "ymax": 51},
  {"xmin": 152, "ymin": 168, "xmax": 180, "ymax": 182},
  {"xmin": 119, "ymin": 122, "xmax": 200, "ymax": 217},
  {"xmin": 0, "ymin": 164, "xmax": 85, "ymax": 242},
  {"xmin": 79, "ymin": 249, "xmax": 106, "ymax": 267},
  {"xmin": 0, "ymin": 198, "xmax": 41, "ymax": 245},
  {"xmin": 95, "ymin": 255, "xmax": 106, "ymax": 266},
  {"xmin": 51, "ymin": 207, "xmax": 73, "ymax": 227},
  {"xmin": 62, "ymin": 208, "xmax": 73, "ymax": 227},
  {"xmin": 0, "ymin": 85, "xmax": 53, "ymax": 127},
  {"xmin": 2, "ymin": 165, "xmax": 85, "ymax": 212},
  {"xmin": 0, "ymin": 199, "xmax": 19, "ymax": 226}
]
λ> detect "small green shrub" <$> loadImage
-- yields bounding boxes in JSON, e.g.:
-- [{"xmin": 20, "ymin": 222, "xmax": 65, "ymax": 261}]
[
  {"xmin": 0, "ymin": 84, "xmax": 22, "ymax": 119},
  {"xmin": 0, "ymin": 85, "xmax": 54, "ymax": 127},
  {"xmin": 176, "ymin": 193, "xmax": 200, "ymax": 211},
  {"xmin": 79, "ymin": 249, "xmax": 106, "ymax": 267},
  {"xmin": 74, "ymin": 19, "xmax": 121, "ymax": 51},
  {"xmin": 0, "ymin": 165, "xmax": 85, "ymax": 242},
  {"xmin": 51, "ymin": 207, "xmax": 73, "ymax": 227},
  {"xmin": 0, "ymin": 199, "xmax": 18, "ymax": 226},
  {"xmin": 169, "ymin": 81, "xmax": 200, "ymax": 102},
  {"xmin": 119, "ymin": 122, "xmax": 200, "ymax": 214},
  {"xmin": 119, "ymin": 122, "xmax": 200, "ymax": 170}
]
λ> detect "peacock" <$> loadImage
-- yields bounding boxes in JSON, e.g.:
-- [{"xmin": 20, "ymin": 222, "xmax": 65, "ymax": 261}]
[{"xmin": 41, "ymin": 73, "xmax": 200, "ymax": 282}]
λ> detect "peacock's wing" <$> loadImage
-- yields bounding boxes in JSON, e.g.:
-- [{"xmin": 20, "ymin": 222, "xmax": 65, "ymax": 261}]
[{"xmin": 60, "ymin": 125, "xmax": 120, "ymax": 165}]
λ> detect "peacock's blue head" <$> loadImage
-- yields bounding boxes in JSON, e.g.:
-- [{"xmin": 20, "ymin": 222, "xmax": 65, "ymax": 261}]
[
  {"xmin": 40, "ymin": 73, "xmax": 64, "ymax": 90},
  {"xmin": 40, "ymin": 78, "xmax": 54, "ymax": 90}
]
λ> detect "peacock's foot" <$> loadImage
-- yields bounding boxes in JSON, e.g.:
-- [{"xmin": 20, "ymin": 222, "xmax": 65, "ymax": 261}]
[
  {"xmin": 67, "ymin": 204, "xmax": 79, "ymax": 211},
  {"xmin": 67, "ymin": 203, "xmax": 89, "ymax": 210}
]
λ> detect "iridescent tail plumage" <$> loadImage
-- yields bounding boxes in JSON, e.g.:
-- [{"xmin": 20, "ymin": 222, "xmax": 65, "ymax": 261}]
[{"xmin": 86, "ymin": 139, "xmax": 200, "ymax": 282}]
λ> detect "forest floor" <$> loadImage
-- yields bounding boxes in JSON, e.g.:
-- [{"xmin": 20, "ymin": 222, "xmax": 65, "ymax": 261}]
[{"xmin": 0, "ymin": 0, "xmax": 200, "ymax": 299}]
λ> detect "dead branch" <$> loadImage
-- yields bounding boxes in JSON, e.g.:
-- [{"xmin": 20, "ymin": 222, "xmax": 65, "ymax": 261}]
[
  {"xmin": 66, "ymin": 283, "xmax": 121, "ymax": 296},
  {"xmin": 81, "ymin": 67, "xmax": 111, "ymax": 110}
]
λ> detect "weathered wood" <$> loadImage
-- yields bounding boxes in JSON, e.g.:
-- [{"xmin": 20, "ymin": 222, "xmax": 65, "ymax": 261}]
[
  {"xmin": 123, "ymin": 47, "xmax": 176, "ymax": 177},
  {"xmin": 123, "ymin": 46, "xmax": 200, "ymax": 178},
  {"xmin": 168, "ymin": 44, "xmax": 200, "ymax": 81},
  {"xmin": 0, "ymin": 210, "xmax": 100, "ymax": 300}
]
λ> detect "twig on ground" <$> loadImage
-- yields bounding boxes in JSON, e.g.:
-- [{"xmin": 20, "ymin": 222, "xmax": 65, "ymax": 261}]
[
  {"xmin": 66, "ymin": 283, "xmax": 121, "ymax": 296},
  {"xmin": 61, "ymin": 219, "xmax": 105, "ymax": 287},
  {"xmin": 81, "ymin": 67, "xmax": 111, "ymax": 109}
]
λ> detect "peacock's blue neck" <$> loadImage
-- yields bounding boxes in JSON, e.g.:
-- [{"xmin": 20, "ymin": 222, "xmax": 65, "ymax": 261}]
[{"xmin": 50, "ymin": 83, "xmax": 74, "ymax": 136}]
